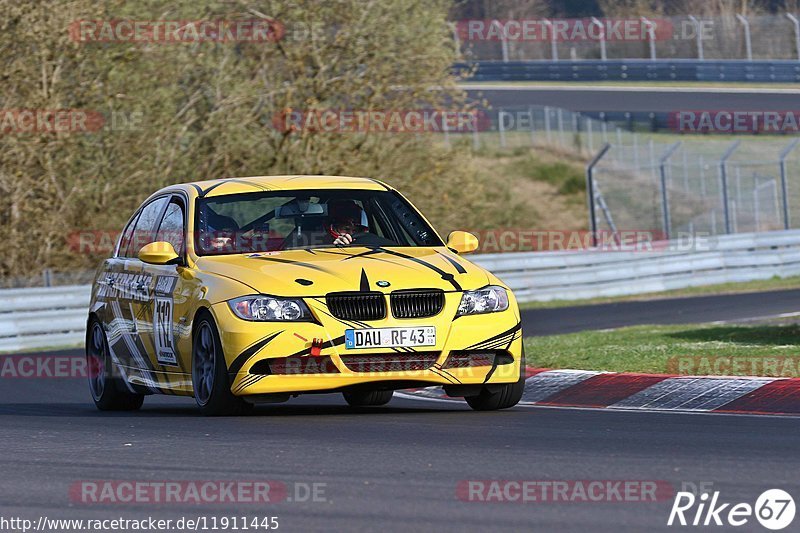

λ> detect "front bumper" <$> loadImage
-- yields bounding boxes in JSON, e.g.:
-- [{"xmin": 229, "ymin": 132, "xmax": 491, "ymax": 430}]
[{"xmin": 211, "ymin": 292, "xmax": 523, "ymax": 396}]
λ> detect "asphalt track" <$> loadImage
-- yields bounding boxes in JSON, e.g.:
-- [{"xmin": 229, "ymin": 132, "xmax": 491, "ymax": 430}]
[
  {"xmin": 462, "ymin": 83, "xmax": 800, "ymax": 113},
  {"xmin": 3, "ymin": 289, "xmax": 800, "ymax": 532},
  {"xmin": 521, "ymin": 288, "xmax": 800, "ymax": 336},
  {"xmin": 2, "ymin": 375, "xmax": 800, "ymax": 533}
]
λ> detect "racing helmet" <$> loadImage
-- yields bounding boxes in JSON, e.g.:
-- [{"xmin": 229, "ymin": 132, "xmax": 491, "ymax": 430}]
[{"xmin": 327, "ymin": 200, "xmax": 368, "ymax": 230}]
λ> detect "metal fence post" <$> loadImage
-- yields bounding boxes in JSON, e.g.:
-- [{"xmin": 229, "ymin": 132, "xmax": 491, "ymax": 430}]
[
  {"xmin": 591, "ymin": 18, "xmax": 607, "ymax": 60},
  {"xmin": 659, "ymin": 142, "xmax": 682, "ymax": 240},
  {"xmin": 586, "ymin": 144, "xmax": 611, "ymax": 247},
  {"xmin": 735, "ymin": 14, "xmax": 753, "ymax": 61},
  {"xmin": 543, "ymin": 19, "xmax": 558, "ymax": 60},
  {"xmin": 720, "ymin": 140, "xmax": 741, "ymax": 234},
  {"xmin": 688, "ymin": 15, "xmax": 705, "ymax": 60},
  {"xmin": 491, "ymin": 20, "xmax": 509, "ymax": 62},
  {"xmin": 498, "ymin": 109, "xmax": 507, "ymax": 148},
  {"xmin": 528, "ymin": 106, "xmax": 536, "ymax": 145},
  {"xmin": 443, "ymin": 112, "xmax": 451, "ymax": 148},
  {"xmin": 544, "ymin": 106, "xmax": 552, "ymax": 142},
  {"xmin": 788, "ymin": 14, "xmax": 800, "ymax": 60},
  {"xmin": 779, "ymin": 138, "xmax": 800, "ymax": 229},
  {"xmin": 449, "ymin": 22, "xmax": 460, "ymax": 56},
  {"xmin": 641, "ymin": 16, "xmax": 656, "ymax": 60}
]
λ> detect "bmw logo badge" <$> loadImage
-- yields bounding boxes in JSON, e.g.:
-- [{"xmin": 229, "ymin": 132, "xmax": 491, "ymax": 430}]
[{"xmin": 376, "ymin": 280, "xmax": 391, "ymax": 287}]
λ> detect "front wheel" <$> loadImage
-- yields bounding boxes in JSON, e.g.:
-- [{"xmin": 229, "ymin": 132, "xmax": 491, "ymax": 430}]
[
  {"xmin": 465, "ymin": 350, "xmax": 526, "ymax": 411},
  {"xmin": 86, "ymin": 319, "xmax": 144, "ymax": 411},
  {"xmin": 343, "ymin": 389, "xmax": 393, "ymax": 407},
  {"xmin": 192, "ymin": 314, "xmax": 252, "ymax": 416},
  {"xmin": 464, "ymin": 378, "xmax": 525, "ymax": 411}
]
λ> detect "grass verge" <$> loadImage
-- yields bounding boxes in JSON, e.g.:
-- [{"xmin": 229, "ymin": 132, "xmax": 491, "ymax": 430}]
[{"xmin": 523, "ymin": 322, "xmax": 800, "ymax": 377}]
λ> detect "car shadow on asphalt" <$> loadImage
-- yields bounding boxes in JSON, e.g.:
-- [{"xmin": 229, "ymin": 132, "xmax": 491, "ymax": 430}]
[{"xmin": 0, "ymin": 399, "xmax": 467, "ymax": 418}]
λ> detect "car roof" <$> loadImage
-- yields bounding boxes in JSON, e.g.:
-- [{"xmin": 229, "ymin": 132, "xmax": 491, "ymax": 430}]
[{"xmin": 158, "ymin": 175, "xmax": 390, "ymax": 199}]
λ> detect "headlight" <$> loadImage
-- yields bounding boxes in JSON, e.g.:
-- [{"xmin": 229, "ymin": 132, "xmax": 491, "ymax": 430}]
[
  {"xmin": 456, "ymin": 286, "xmax": 509, "ymax": 317},
  {"xmin": 229, "ymin": 295, "xmax": 313, "ymax": 321}
]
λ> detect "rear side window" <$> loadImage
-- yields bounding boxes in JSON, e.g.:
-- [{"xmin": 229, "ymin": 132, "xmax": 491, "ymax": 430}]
[
  {"xmin": 123, "ymin": 196, "xmax": 169, "ymax": 258},
  {"xmin": 156, "ymin": 199, "xmax": 185, "ymax": 255},
  {"xmin": 117, "ymin": 211, "xmax": 140, "ymax": 258}
]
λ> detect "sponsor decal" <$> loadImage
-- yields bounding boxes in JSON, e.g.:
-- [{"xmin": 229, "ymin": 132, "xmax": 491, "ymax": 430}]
[
  {"xmin": 97, "ymin": 272, "xmax": 152, "ymax": 303},
  {"xmin": 153, "ymin": 276, "xmax": 178, "ymax": 366}
]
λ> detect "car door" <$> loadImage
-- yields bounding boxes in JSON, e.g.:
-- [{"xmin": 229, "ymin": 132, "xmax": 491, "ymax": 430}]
[
  {"xmin": 105, "ymin": 195, "xmax": 169, "ymax": 390},
  {"xmin": 139, "ymin": 194, "xmax": 196, "ymax": 388}
]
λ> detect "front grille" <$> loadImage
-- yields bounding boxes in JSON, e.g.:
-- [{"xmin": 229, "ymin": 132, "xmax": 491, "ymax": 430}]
[
  {"xmin": 390, "ymin": 289, "xmax": 445, "ymax": 319},
  {"xmin": 326, "ymin": 292, "xmax": 386, "ymax": 321},
  {"xmin": 340, "ymin": 352, "xmax": 439, "ymax": 373}
]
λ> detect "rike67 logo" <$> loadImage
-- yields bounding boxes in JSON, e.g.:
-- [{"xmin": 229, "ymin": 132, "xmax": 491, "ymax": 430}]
[{"xmin": 668, "ymin": 489, "xmax": 795, "ymax": 530}]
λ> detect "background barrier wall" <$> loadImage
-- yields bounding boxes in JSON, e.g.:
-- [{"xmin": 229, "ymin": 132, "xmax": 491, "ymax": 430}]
[
  {"xmin": 456, "ymin": 60, "xmax": 800, "ymax": 83},
  {"xmin": 3, "ymin": 229, "xmax": 800, "ymax": 350}
]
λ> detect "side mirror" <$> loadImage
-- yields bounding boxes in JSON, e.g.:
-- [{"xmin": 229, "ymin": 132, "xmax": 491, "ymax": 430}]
[
  {"xmin": 446, "ymin": 231, "xmax": 479, "ymax": 255},
  {"xmin": 138, "ymin": 241, "xmax": 180, "ymax": 265}
]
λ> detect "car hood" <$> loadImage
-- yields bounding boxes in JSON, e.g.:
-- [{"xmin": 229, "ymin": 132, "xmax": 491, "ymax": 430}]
[{"xmin": 195, "ymin": 247, "xmax": 490, "ymax": 296}]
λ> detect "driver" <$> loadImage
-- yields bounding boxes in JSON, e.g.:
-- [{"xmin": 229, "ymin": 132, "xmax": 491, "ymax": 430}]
[{"xmin": 326, "ymin": 200, "xmax": 393, "ymax": 247}]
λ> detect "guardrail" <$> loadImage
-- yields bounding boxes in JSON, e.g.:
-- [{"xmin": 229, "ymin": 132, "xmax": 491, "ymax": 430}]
[
  {"xmin": 0, "ymin": 285, "xmax": 90, "ymax": 352},
  {"xmin": 2, "ymin": 229, "xmax": 800, "ymax": 351},
  {"xmin": 472, "ymin": 229, "xmax": 800, "ymax": 302},
  {"xmin": 456, "ymin": 60, "xmax": 800, "ymax": 83}
]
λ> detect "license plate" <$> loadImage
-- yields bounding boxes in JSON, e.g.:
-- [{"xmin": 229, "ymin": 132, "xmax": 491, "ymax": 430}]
[{"xmin": 344, "ymin": 327, "xmax": 436, "ymax": 349}]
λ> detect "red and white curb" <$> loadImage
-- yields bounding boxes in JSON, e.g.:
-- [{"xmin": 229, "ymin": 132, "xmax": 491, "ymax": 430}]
[{"xmin": 398, "ymin": 368, "xmax": 800, "ymax": 416}]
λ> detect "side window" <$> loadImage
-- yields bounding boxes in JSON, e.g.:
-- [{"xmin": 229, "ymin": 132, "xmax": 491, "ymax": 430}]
[
  {"xmin": 124, "ymin": 196, "xmax": 169, "ymax": 258},
  {"xmin": 156, "ymin": 199, "xmax": 185, "ymax": 255},
  {"xmin": 116, "ymin": 211, "xmax": 140, "ymax": 258}
]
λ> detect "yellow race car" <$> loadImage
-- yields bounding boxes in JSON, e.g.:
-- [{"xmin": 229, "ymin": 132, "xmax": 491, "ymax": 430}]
[{"xmin": 86, "ymin": 175, "xmax": 524, "ymax": 415}]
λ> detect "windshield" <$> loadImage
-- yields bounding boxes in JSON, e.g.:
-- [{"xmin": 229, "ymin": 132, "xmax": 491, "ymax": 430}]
[{"xmin": 195, "ymin": 189, "xmax": 442, "ymax": 255}]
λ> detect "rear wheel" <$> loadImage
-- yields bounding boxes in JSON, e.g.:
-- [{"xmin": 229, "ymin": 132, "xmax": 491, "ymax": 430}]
[
  {"xmin": 343, "ymin": 389, "xmax": 393, "ymax": 407},
  {"xmin": 192, "ymin": 314, "xmax": 252, "ymax": 416},
  {"xmin": 86, "ymin": 319, "xmax": 144, "ymax": 411}
]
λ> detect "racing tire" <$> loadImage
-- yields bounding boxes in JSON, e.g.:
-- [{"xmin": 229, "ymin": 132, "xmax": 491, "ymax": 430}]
[
  {"xmin": 343, "ymin": 389, "xmax": 393, "ymax": 407},
  {"xmin": 464, "ymin": 378, "xmax": 524, "ymax": 411},
  {"xmin": 86, "ymin": 319, "xmax": 145, "ymax": 411},
  {"xmin": 465, "ymin": 349, "xmax": 526, "ymax": 411},
  {"xmin": 192, "ymin": 313, "xmax": 253, "ymax": 417}
]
